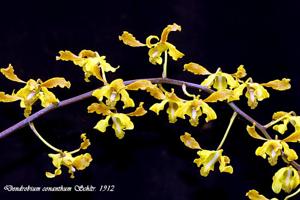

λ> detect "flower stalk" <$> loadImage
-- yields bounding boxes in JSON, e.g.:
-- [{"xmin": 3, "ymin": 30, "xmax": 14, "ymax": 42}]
[
  {"xmin": 29, "ymin": 122, "xmax": 61, "ymax": 152},
  {"xmin": 217, "ymin": 112, "xmax": 237, "ymax": 150}
]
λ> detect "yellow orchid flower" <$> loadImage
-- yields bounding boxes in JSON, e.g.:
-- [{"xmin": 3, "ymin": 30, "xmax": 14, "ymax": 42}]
[
  {"xmin": 94, "ymin": 113, "xmax": 134, "ymax": 139},
  {"xmin": 271, "ymin": 111, "xmax": 300, "ymax": 135},
  {"xmin": 88, "ymin": 93, "xmax": 147, "ymax": 139},
  {"xmin": 231, "ymin": 78, "xmax": 290, "ymax": 109},
  {"xmin": 92, "ymin": 104, "xmax": 146, "ymax": 139},
  {"xmin": 200, "ymin": 67, "xmax": 240, "ymax": 91},
  {"xmin": 193, "ymin": 149, "xmax": 233, "ymax": 177},
  {"xmin": 56, "ymin": 49, "xmax": 118, "ymax": 83},
  {"xmin": 175, "ymin": 96, "xmax": 217, "ymax": 126},
  {"xmin": 0, "ymin": 64, "xmax": 71, "ymax": 117},
  {"xmin": 246, "ymin": 189, "xmax": 278, "ymax": 200},
  {"xmin": 88, "ymin": 79, "xmax": 146, "ymax": 139},
  {"xmin": 150, "ymin": 88, "xmax": 184, "ymax": 123},
  {"xmin": 46, "ymin": 133, "xmax": 92, "ymax": 178},
  {"xmin": 255, "ymin": 140, "xmax": 298, "ymax": 166},
  {"xmin": 119, "ymin": 23, "xmax": 184, "ymax": 65},
  {"xmin": 195, "ymin": 64, "xmax": 290, "ymax": 109},
  {"xmin": 272, "ymin": 166, "xmax": 300, "ymax": 194},
  {"xmin": 246, "ymin": 124, "xmax": 299, "ymax": 165},
  {"xmin": 46, "ymin": 151, "xmax": 92, "ymax": 178},
  {"xmin": 92, "ymin": 78, "xmax": 134, "ymax": 109}
]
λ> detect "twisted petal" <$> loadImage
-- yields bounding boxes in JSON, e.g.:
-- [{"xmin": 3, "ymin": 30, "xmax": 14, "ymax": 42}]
[
  {"xmin": 233, "ymin": 65, "xmax": 247, "ymax": 79},
  {"xmin": 45, "ymin": 168, "xmax": 62, "ymax": 178},
  {"xmin": 92, "ymin": 86, "xmax": 111, "ymax": 101},
  {"xmin": 281, "ymin": 141, "xmax": 298, "ymax": 161},
  {"xmin": 201, "ymin": 73, "xmax": 217, "ymax": 88},
  {"xmin": 87, "ymin": 102, "xmax": 112, "ymax": 115},
  {"xmin": 98, "ymin": 56, "xmax": 119, "ymax": 73},
  {"xmin": 246, "ymin": 124, "xmax": 266, "ymax": 140},
  {"xmin": 56, "ymin": 50, "xmax": 78, "ymax": 62},
  {"xmin": 118, "ymin": 31, "xmax": 146, "ymax": 47},
  {"xmin": 262, "ymin": 78, "xmax": 291, "ymax": 91},
  {"xmin": 272, "ymin": 166, "xmax": 300, "ymax": 193},
  {"xmin": 219, "ymin": 155, "xmax": 233, "ymax": 174},
  {"xmin": 41, "ymin": 77, "xmax": 71, "ymax": 88},
  {"xmin": 126, "ymin": 80, "xmax": 165, "ymax": 100},
  {"xmin": 160, "ymin": 23, "xmax": 181, "ymax": 43},
  {"xmin": 0, "ymin": 92, "xmax": 19, "ymax": 102},
  {"xmin": 204, "ymin": 90, "xmax": 233, "ymax": 103},
  {"xmin": 167, "ymin": 43, "xmax": 184, "ymax": 61},
  {"xmin": 180, "ymin": 132, "xmax": 201, "ymax": 149},
  {"xmin": 183, "ymin": 62, "xmax": 211, "ymax": 75},
  {"xmin": 0, "ymin": 64, "xmax": 25, "ymax": 83},
  {"xmin": 94, "ymin": 116, "xmax": 111, "ymax": 132},
  {"xmin": 222, "ymin": 73, "xmax": 239, "ymax": 89},
  {"xmin": 120, "ymin": 89, "xmax": 135, "ymax": 108},
  {"xmin": 201, "ymin": 101, "xmax": 217, "ymax": 122},
  {"xmin": 283, "ymin": 131, "xmax": 300, "ymax": 143},
  {"xmin": 246, "ymin": 189, "xmax": 278, "ymax": 200},
  {"xmin": 39, "ymin": 87, "xmax": 59, "ymax": 108},
  {"xmin": 127, "ymin": 102, "xmax": 147, "ymax": 117},
  {"xmin": 150, "ymin": 100, "xmax": 168, "ymax": 115},
  {"xmin": 146, "ymin": 35, "xmax": 160, "ymax": 48},
  {"xmin": 80, "ymin": 133, "xmax": 91, "ymax": 150},
  {"xmin": 229, "ymin": 83, "xmax": 247, "ymax": 101}
]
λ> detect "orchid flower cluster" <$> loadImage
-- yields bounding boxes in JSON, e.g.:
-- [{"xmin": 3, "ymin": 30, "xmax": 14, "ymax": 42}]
[{"xmin": 0, "ymin": 23, "xmax": 299, "ymax": 199}]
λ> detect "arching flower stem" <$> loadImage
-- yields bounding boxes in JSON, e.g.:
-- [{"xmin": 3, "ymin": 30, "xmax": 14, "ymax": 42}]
[
  {"xmin": 217, "ymin": 112, "xmax": 237, "ymax": 150},
  {"xmin": 1, "ymin": 77, "xmax": 299, "ymax": 170},
  {"xmin": 29, "ymin": 122, "xmax": 61, "ymax": 153}
]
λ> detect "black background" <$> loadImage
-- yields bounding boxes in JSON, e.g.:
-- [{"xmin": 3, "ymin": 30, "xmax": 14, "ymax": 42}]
[{"xmin": 0, "ymin": 0, "xmax": 299, "ymax": 199}]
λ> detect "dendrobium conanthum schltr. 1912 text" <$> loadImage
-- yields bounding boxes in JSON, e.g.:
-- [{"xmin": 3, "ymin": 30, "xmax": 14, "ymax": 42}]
[{"xmin": 0, "ymin": 23, "xmax": 299, "ymax": 199}]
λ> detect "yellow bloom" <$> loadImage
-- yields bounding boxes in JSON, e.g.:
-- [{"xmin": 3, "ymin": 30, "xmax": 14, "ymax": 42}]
[
  {"xmin": 193, "ymin": 149, "xmax": 233, "ymax": 177},
  {"xmin": 88, "ymin": 93, "xmax": 147, "ymax": 139},
  {"xmin": 272, "ymin": 166, "xmax": 300, "ymax": 193},
  {"xmin": 150, "ymin": 88, "xmax": 184, "ymax": 123},
  {"xmin": 46, "ymin": 151, "xmax": 92, "ymax": 178},
  {"xmin": 201, "ymin": 68, "xmax": 239, "ymax": 91},
  {"xmin": 246, "ymin": 189, "xmax": 278, "ymax": 200},
  {"xmin": 245, "ymin": 82, "xmax": 270, "ymax": 109},
  {"xmin": 271, "ymin": 111, "xmax": 300, "ymax": 135},
  {"xmin": 247, "ymin": 123, "xmax": 299, "ymax": 165},
  {"xmin": 56, "ymin": 49, "xmax": 118, "ymax": 82},
  {"xmin": 231, "ymin": 78, "xmax": 290, "ymax": 109},
  {"xmin": 0, "ymin": 64, "xmax": 71, "ymax": 117},
  {"xmin": 255, "ymin": 140, "xmax": 298, "ymax": 166},
  {"xmin": 46, "ymin": 133, "xmax": 92, "ymax": 179},
  {"xmin": 175, "ymin": 96, "xmax": 217, "ymax": 126},
  {"xmin": 180, "ymin": 132, "xmax": 201, "ymax": 150},
  {"xmin": 92, "ymin": 78, "xmax": 134, "ymax": 109},
  {"xmin": 94, "ymin": 113, "xmax": 134, "ymax": 139},
  {"xmin": 119, "ymin": 23, "xmax": 184, "ymax": 65}
]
